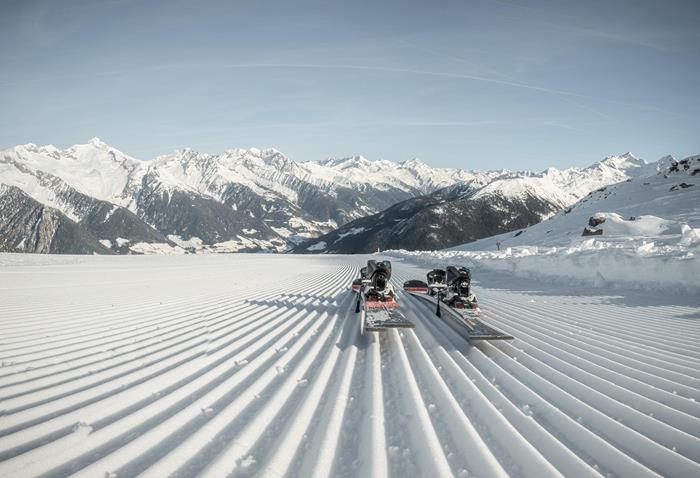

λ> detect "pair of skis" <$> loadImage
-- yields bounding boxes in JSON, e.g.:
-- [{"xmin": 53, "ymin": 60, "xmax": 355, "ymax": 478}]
[
  {"xmin": 352, "ymin": 278, "xmax": 512, "ymax": 341},
  {"xmin": 402, "ymin": 280, "xmax": 513, "ymax": 341}
]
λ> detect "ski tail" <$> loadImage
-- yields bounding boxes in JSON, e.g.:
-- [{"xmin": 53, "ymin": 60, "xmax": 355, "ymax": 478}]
[{"xmin": 405, "ymin": 290, "xmax": 512, "ymax": 341}]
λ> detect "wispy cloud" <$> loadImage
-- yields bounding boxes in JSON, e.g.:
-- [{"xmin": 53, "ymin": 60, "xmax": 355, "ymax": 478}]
[
  {"xmin": 211, "ymin": 62, "xmax": 684, "ymax": 118},
  {"xmin": 484, "ymin": 0, "xmax": 673, "ymax": 51},
  {"xmin": 0, "ymin": 60, "xmax": 683, "ymax": 120},
  {"xmin": 394, "ymin": 39, "xmax": 521, "ymax": 83}
]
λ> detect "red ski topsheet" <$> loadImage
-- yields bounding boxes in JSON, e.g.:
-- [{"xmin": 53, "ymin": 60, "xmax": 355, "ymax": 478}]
[
  {"xmin": 403, "ymin": 286, "xmax": 428, "ymax": 293},
  {"xmin": 365, "ymin": 300, "xmax": 399, "ymax": 309}
]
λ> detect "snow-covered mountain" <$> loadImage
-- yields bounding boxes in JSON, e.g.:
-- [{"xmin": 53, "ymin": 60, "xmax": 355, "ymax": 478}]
[
  {"xmin": 386, "ymin": 155, "xmax": 699, "ymax": 293},
  {"xmin": 455, "ymin": 154, "xmax": 699, "ymax": 251},
  {"xmin": 0, "ymin": 138, "xmax": 664, "ymax": 254},
  {"xmin": 295, "ymin": 153, "xmax": 653, "ymax": 253},
  {"xmin": 1, "ymin": 139, "xmax": 476, "ymax": 253}
]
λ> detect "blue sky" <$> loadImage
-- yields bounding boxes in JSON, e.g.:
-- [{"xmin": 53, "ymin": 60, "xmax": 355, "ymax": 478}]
[{"xmin": 0, "ymin": 0, "xmax": 698, "ymax": 170}]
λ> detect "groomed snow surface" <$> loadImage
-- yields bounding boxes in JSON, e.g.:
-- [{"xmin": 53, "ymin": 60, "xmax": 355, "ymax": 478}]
[{"xmin": 1, "ymin": 254, "xmax": 699, "ymax": 477}]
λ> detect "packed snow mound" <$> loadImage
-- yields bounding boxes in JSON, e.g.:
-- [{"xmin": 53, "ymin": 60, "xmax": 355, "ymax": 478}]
[
  {"xmin": 386, "ymin": 239, "xmax": 699, "ymax": 294},
  {"xmin": 582, "ymin": 212, "xmax": 680, "ymax": 237},
  {"xmin": 680, "ymin": 224, "xmax": 700, "ymax": 246}
]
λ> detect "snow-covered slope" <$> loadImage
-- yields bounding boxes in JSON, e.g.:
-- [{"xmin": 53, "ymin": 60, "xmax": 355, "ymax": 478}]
[
  {"xmin": 387, "ymin": 156, "xmax": 700, "ymax": 293},
  {"xmin": 0, "ymin": 254, "xmax": 698, "ymax": 477},
  {"xmin": 458, "ymin": 155, "xmax": 699, "ymax": 250}
]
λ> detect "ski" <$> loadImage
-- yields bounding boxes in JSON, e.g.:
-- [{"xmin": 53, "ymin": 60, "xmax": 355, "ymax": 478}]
[
  {"xmin": 403, "ymin": 267, "xmax": 513, "ymax": 342},
  {"xmin": 352, "ymin": 260, "xmax": 414, "ymax": 334}
]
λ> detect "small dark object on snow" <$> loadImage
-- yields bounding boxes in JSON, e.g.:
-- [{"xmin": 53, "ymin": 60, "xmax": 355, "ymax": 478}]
[
  {"xmin": 670, "ymin": 183, "xmax": 694, "ymax": 191},
  {"xmin": 514, "ymin": 230, "xmax": 524, "ymax": 237},
  {"xmin": 692, "ymin": 168, "xmax": 700, "ymax": 176},
  {"xmin": 582, "ymin": 227, "xmax": 603, "ymax": 236},
  {"xmin": 588, "ymin": 215, "xmax": 606, "ymax": 227},
  {"xmin": 629, "ymin": 216, "xmax": 636, "ymax": 221},
  {"xmin": 564, "ymin": 207, "xmax": 572, "ymax": 214}
]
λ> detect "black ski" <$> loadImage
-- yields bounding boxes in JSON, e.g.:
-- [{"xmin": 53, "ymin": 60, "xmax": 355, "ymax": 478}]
[{"xmin": 403, "ymin": 281, "xmax": 512, "ymax": 341}]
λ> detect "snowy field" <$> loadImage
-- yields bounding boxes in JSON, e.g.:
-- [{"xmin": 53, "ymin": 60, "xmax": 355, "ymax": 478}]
[{"xmin": 1, "ymin": 253, "xmax": 699, "ymax": 478}]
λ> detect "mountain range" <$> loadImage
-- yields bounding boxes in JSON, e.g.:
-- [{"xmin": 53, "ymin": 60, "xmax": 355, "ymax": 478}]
[
  {"xmin": 0, "ymin": 138, "xmax": 658, "ymax": 254},
  {"xmin": 293, "ymin": 153, "xmax": 652, "ymax": 253}
]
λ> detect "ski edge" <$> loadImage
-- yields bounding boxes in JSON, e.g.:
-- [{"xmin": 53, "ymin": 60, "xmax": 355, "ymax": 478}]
[{"xmin": 405, "ymin": 290, "xmax": 513, "ymax": 341}]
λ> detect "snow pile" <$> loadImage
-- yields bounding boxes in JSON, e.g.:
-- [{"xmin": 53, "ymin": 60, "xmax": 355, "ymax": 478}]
[
  {"xmin": 385, "ymin": 235, "xmax": 699, "ymax": 294},
  {"xmin": 587, "ymin": 213, "xmax": 679, "ymax": 236},
  {"xmin": 680, "ymin": 224, "xmax": 700, "ymax": 246}
]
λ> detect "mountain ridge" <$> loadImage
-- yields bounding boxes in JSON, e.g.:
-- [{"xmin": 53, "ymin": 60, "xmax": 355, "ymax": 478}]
[
  {"xmin": 292, "ymin": 153, "xmax": 679, "ymax": 253},
  {"xmin": 1, "ymin": 139, "xmax": 669, "ymax": 254}
]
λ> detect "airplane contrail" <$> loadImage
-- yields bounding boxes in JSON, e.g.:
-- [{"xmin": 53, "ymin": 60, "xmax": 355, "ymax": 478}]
[{"xmin": 0, "ymin": 61, "xmax": 683, "ymax": 118}]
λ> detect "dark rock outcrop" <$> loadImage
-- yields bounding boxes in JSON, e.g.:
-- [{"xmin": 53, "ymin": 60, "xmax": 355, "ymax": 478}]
[
  {"xmin": 588, "ymin": 215, "xmax": 607, "ymax": 227},
  {"xmin": 582, "ymin": 226, "xmax": 603, "ymax": 236}
]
